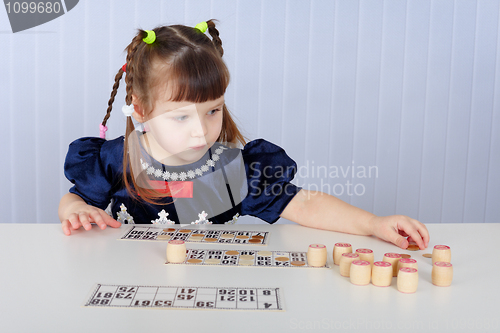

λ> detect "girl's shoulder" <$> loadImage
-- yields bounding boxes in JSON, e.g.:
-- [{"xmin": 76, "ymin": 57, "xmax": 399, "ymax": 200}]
[
  {"xmin": 68, "ymin": 135, "xmax": 125, "ymax": 152},
  {"xmin": 216, "ymin": 139, "xmax": 293, "ymax": 168},
  {"xmin": 241, "ymin": 138, "xmax": 286, "ymax": 155},
  {"xmin": 239, "ymin": 139, "xmax": 295, "ymax": 167},
  {"xmin": 65, "ymin": 136, "xmax": 125, "ymax": 180},
  {"xmin": 67, "ymin": 136, "xmax": 125, "ymax": 162},
  {"xmin": 238, "ymin": 139, "xmax": 301, "ymax": 224},
  {"xmin": 64, "ymin": 136, "xmax": 126, "ymax": 209}
]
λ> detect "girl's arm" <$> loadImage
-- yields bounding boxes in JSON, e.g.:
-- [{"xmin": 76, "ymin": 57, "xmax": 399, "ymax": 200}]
[
  {"xmin": 58, "ymin": 193, "xmax": 121, "ymax": 236},
  {"xmin": 280, "ymin": 189, "xmax": 429, "ymax": 250}
]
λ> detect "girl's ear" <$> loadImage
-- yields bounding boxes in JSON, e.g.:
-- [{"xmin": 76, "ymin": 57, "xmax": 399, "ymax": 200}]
[{"xmin": 131, "ymin": 95, "xmax": 145, "ymax": 123}]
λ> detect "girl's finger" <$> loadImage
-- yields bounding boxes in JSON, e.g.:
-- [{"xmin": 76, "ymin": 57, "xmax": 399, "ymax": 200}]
[
  {"xmin": 90, "ymin": 211, "xmax": 107, "ymax": 230},
  {"xmin": 102, "ymin": 213, "xmax": 121, "ymax": 228},
  {"xmin": 402, "ymin": 226, "xmax": 426, "ymax": 250},
  {"xmin": 78, "ymin": 212, "xmax": 92, "ymax": 231},
  {"xmin": 68, "ymin": 213, "xmax": 82, "ymax": 230},
  {"xmin": 61, "ymin": 220, "xmax": 72, "ymax": 236}
]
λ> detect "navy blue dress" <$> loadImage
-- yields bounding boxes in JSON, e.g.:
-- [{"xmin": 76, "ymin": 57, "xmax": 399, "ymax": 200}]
[{"xmin": 64, "ymin": 136, "xmax": 301, "ymax": 225}]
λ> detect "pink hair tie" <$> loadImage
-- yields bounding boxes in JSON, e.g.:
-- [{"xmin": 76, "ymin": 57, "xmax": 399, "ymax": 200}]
[{"xmin": 99, "ymin": 124, "xmax": 108, "ymax": 139}]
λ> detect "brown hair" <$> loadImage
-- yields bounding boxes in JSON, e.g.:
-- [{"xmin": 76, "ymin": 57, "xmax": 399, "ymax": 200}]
[{"xmin": 101, "ymin": 20, "xmax": 246, "ymax": 204}]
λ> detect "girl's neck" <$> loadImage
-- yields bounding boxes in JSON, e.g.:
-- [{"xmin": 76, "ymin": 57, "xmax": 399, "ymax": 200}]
[
  {"xmin": 140, "ymin": 132, "xmax": 212, "ymax": 167},
  {"xmin": 141, "ymin": 132, "xmax": 180, "ymax": 166}
]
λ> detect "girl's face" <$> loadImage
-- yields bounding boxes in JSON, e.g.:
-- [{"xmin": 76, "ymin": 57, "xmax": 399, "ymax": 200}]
[{"xmin": 137, "ymin": 95, "xmax": 225, "ymax": 166}]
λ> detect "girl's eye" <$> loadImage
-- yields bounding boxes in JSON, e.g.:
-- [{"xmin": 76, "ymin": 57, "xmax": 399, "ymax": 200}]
[
  {"xmin": 174, "ymin": 115, "xmax": 188, "ymax": 122},
  {"xmin": 208, "ymin": 108, "xmax": 220, "ymax": 115}
]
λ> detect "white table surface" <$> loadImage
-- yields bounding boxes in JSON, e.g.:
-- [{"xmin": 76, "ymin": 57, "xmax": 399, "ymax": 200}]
[{"xmin": 1, "ymin": 222, "xmax": 499, "ymax": 333}]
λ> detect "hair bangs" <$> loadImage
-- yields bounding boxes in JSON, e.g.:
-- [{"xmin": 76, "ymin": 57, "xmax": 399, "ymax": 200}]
[{"xmin": 168, "ymin": 48, "xmax": 229, "ymax": 103}]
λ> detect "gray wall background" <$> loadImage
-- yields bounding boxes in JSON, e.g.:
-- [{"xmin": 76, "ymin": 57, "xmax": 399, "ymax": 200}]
[{"xmin": 0, "ymin": 0, "xmax": 498, "ymax": 224}]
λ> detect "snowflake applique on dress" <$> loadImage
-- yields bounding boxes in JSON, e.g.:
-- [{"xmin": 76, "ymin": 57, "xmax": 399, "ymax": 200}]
[
  {"xmin": 191, "ymin": 211, "xmax": 213, "ymax": 225},
  {"xmin": 116, "ymin": 204, "xmax": 134, "ymax": 224},
  {"xmin": 225, "ymin": 213, "xmax": 240, "ymax": 225},
  {"xmin": 152, "ymin": 210, "xmax": 176, "ymax": 225},
  {"xmin": 139, "ymin": 145, "xmax": 227, "ymax": 181}
]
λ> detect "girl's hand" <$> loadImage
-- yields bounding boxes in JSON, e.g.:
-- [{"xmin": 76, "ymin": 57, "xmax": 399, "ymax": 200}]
[
  {"xmin": 61, "ymin": 204, "xmax": 121, "ymax": 236},
  {"xmin": 369, "ymin": 215, "xmax": 429, "ymax": 250}
]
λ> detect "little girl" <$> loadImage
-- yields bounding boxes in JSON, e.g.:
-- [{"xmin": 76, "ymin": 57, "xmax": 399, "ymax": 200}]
[{"xmin": 59, "ymin": 20, "xmax": 429, "ymax": 250}]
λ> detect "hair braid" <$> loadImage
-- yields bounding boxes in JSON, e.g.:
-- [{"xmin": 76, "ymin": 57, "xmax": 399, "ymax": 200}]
[
  {"xmin": 206, "ymin": 20, "xmax": 224, "ymax": 57},
  {"xmin": 102, "ymin": 68, "xmax": 124, "ymax": 127},
  {"xmin": 124, "ymin": 32, "xmax": 147, "ymax": 105},
  {"xmin": 121, "ymin": 31, "xmax": 150, "ymax": 203}
]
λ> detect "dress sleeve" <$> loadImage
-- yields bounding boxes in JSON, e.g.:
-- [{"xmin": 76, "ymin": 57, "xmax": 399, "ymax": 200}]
[
  {"xmin": 64, "ymin": 137, "xmax": 123, "ymax": 210},
  {"xmin": 241, "ymin": 139, "xmax": 302, "ymax": 223}
]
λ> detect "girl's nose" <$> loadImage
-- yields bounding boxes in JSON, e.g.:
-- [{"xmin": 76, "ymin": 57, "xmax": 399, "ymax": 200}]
[{"xmin": 191, "ymin": 118, "xmax": 207, "ymax": 138}]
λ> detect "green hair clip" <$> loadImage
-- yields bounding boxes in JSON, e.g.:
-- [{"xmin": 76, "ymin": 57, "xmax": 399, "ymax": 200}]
[
  {"xmin": 143, "ymin": 30, "xmax": 156, "ymax": 44},
  {"xmin": 195, "ymin": 21, "xmax": 208, "ymax": 33}
]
